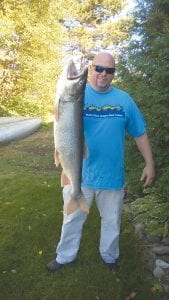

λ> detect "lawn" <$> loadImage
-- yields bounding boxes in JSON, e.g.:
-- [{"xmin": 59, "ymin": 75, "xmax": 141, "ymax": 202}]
[{"xmin": 0, "ymin": 123, "xmax": 162, "ymax": 300}]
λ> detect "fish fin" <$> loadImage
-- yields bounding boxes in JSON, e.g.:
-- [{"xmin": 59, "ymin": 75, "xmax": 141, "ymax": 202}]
[
  {"xmin": 61, "ymin": 172, "xmax": 70, "ymax": 187},
  {"xmin": 54, "ymin": 98, "xmax": 60, "ymax": 121},
  {"xmin": 54, "ymin": 149, "xmax": 60, "ymax": 167},
  {"xmin": 66, "ymin": 199, "xmax": 79, "ymax": 215},
  {"xmin": 79, "ymin": 197, "xmax": 89, "ymax": 214},
  {"xmin": 66, "ymin": 196, "xmax": 89, "ymax": 215}
]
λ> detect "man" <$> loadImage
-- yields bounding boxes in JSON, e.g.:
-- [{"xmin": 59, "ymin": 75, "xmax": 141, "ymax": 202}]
[{"xmin": 47, "ymin": 52, "xmax": 155, "ymax": 272}]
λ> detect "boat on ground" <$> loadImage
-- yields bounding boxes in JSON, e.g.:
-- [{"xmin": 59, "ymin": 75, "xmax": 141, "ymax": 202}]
[{"xmin": 0, "ymin": 116, "xmax": 42, "ymax": 145}]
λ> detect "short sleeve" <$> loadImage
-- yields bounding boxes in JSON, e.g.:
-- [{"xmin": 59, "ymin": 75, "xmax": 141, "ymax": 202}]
[{"xmin": 126, "ymin": 98, "xmax": 146, "ymax": 137}]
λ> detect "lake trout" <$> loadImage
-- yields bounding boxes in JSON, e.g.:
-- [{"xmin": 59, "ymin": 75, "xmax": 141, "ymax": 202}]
[{"xmin": 54, "ymin": 60, "xmax": 89, "ymax": 215}]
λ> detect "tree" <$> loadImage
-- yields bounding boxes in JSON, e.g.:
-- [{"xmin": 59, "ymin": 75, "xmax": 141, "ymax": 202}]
[
  {"xmin": 0, "ymin": 0, "xmax": 132, "ymax": 118},
  {"xmin": 118, "ymin": 0, "xmax": 169, "ymax": 236},
  {"xmin": 0, "ymin": 0, "xmax": 63, "ymax": 117},
  {"xmin": 60, "ymin": 0, "xmax": 131, "ymax": 60}
]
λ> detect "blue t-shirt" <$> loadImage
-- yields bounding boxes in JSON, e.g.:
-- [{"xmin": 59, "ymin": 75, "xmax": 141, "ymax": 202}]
[{"xmin": 81, "ymin": 83, "xmax": 146, "ymax": 190}]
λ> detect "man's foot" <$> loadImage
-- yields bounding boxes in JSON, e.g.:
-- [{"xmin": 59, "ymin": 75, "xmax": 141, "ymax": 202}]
[
  {"xmin": 46, "ymin": 259, "xmax": 64, "ymax": 272},
  {"xmin": 105, "ymin": 261, "xmax": 119, "ymax": 272}
]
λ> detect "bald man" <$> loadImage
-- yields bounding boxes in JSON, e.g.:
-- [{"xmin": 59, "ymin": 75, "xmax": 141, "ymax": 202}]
[{"xmin": 47, "ymin": 52, "xmax": 155, "ymax": 272}]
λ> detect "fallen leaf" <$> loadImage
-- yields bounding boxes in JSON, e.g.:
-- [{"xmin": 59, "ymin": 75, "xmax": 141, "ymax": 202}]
[
  {"xmin": 151, "ymin": 287, "xmax": 156, "ymax": 293},
  {"xmin": 38, "ymin": 250, "xmax": 43, "ymax": 255},
  {"xmin": 126, "ymin": 292, "xmax": 137, "ymax": 300},
  {"xmin": 130, "ymin": 292, "xmax": 137, "ymax": 298}
]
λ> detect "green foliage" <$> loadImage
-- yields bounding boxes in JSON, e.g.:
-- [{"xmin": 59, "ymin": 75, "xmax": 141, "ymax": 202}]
[
  {"xmin": 118, "ymin": 0, "xmax": 169, "ymax": 237},
  {"xmin": 131, "ymin": 192, "xmax": 169, "ymax": 237},
  {"xmin": 0, "ymin": 0, "xmax": 132, "ymax": 118},
  {"xmin": 0, "ymin": 0, "xmax": 133, "ymax": 118},
  {"xmin": 0, "ymin": 0, "xmax": 63, "ymax": 118}
]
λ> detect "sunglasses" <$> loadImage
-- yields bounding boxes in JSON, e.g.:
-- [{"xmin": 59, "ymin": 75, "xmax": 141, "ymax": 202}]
[{"xmin": 93, "ymin": 65, "xmax": 115, "ymax": 75}]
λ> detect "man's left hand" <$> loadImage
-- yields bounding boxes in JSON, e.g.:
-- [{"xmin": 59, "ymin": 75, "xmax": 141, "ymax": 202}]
[{"xmin": 140, "ymin": 163, "xmax": 155, "ymax": 186}]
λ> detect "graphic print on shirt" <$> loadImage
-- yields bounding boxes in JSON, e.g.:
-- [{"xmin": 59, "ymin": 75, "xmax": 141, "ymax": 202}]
[{"xmin": 83, "ymin": 105, "xmax": 125, "ymax": 118}]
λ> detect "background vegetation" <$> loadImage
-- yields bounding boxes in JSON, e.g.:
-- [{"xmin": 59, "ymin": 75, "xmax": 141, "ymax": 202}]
[
  {"xmin": 0, "ymin": 0, "xmax": 169, "ymax": 247},
  {"xmin": 117, "ymin": 0, "xmax": 169, "ymax": 238},
  {"xmin": 0, "ymin": 0, "xmax": 129, "ymax": 118}
]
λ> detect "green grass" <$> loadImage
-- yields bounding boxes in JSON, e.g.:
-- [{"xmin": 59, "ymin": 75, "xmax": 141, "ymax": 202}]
[{"xmin": 0, "ymin": 123, "xmax": 162, "ymax": 300}]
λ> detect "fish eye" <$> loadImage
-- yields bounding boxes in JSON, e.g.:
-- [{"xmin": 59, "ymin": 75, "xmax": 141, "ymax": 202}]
[{"xmin": 79, "ymin": 80, "xmax": 83, "ymax": 85}]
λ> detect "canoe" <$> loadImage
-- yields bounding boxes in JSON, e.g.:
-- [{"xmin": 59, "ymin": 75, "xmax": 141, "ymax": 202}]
[{"xmin": 0, "ymin": 116, "xmax": 42, "ymax": 145}]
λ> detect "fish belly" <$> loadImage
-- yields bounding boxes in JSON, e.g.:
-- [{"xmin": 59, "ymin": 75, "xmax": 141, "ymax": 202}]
[{"xmin": 54, "ymin": 101, "xmax": 89, "ymax": 215}]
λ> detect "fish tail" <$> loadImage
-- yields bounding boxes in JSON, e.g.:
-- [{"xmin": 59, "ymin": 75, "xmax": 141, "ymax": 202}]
[
  {"xmin": 79, "ymin": 196, "xmax": 89, "ymax": 214},
  {"xmin": 66, "ymin": 194, "xmax": 89, "ymax": 215}
]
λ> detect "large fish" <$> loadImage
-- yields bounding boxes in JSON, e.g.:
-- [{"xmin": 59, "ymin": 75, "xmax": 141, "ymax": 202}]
[{"xmin": 54, "ymin": 60, "xmax": 89, "ymax": 215}]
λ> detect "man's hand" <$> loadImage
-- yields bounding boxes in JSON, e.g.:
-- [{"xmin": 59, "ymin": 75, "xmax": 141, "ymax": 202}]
[
  {"xmin": 135, "ymin": 133, "xmax": 155, "ymax": 187},
  {"xmin": 140, "ymin": 162, "xmax": 155, "ymax": 187}
]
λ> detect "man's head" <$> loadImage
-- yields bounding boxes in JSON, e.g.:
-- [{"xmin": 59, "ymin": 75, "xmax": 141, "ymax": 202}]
[{"xmin": 89, "ymin": 52, "xmax": 115, "ymax": 92}]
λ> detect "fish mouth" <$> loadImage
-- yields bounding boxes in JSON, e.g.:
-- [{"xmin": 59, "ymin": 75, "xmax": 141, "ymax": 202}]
[{"xmin": 67, "ymin": 59, "xmax": 88, "ymax": 79}]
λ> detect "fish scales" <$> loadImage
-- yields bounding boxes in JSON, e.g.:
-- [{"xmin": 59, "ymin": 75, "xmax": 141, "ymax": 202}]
[
  {"xmin": 55, "ymin": 101, "xmax": 83, "ymax": 187},
  {"xmin": 54, "ymin": 60, "xmax": 89, "ymax": 215}
]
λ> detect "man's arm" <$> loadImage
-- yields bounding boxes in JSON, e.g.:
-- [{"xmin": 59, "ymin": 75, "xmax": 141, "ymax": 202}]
[{"xmin": 135, "ymin": 133, "xmax": 155, "ymax": 186}]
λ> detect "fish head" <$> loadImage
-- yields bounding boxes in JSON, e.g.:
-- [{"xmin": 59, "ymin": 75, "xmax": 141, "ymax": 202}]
[{"xmin": 56, "ymin": 60, "xmax": 88, "ymax": 102}]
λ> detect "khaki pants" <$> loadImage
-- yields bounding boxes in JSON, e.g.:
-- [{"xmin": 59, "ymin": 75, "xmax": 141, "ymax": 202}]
[{"xmin": 56, "ymin": 185, "xmax": 124, "ymax": 264}]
